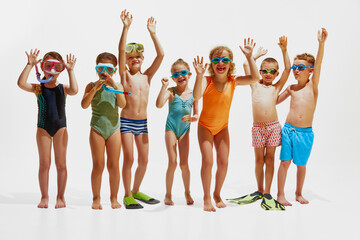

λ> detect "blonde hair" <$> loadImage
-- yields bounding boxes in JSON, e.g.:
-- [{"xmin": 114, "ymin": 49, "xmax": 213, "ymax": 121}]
[
  {"xmin": 261, "ymin": 58, "xmax": 279, "ymax": 69},
  {"xmin": 171, "ymin": 58, "xmax": 190, "ymax": 73},
  {"xmin": 208, "ymin": 46, "xmax": 235, "ymax": 77},
  {"xmin": 294, "ymin": 53, "xmax": 315, "ymax": 66}
]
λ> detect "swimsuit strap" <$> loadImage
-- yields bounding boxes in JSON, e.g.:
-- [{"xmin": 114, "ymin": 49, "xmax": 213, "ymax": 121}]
[{"xmin": 172, "ymin": 87, "xmax": 178, "ymax": 95}]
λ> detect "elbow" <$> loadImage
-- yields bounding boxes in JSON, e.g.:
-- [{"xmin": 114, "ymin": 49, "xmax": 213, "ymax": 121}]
[{"xmin": 81, "ymin": 102, "xmax": 88, "ymax": 109}]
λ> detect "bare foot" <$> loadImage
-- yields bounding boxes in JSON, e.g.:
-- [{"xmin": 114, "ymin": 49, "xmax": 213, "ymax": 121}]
[
  {"xmin": 204, "ymin": 199, "xmax": 216, "ymax": 212},
  {"xmin": 38, "ymin": 198, "xmax": 49, "ymax": 209},
  {"xmin": 277, "ymin": 195, "xmax": 292, "ymax": 206},
  {"xmin": 92, "ymin": 199, "xmax": 102, "ymax": 210},
  {"xmin": 164, "ymin": 195, "xmax": 174, "ymax": 206},
  {"xmin": 111, "ymin": 199, "xmax": 122, "ymax": 209},
  {"xmin": 296, "ymin": 195, "xmax": 309, "ymax": 204},
  {"xmin": 185, "ymin": 192, "xmax": 194, "ymax": 205},
  {"xmin": 213, "ymin": 195, "xmax": 226, "ymax": 208},
  {"xmin": 55, "ymin": 197, "xmax": 66, "ymax": 209}
]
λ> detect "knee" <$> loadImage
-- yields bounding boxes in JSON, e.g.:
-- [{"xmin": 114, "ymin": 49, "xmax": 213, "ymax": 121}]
[
  {"xmin": 202, "ymin": 157, "xmax": 213, "ymax": 168},
  {"xmin": 264, "ymin": 155, "xmax": 275, "ymax": 166},
  {"xmin": 55, "ymin": 161, "xmax": 67, "ymax": 172},
  {"xmin": 93, "ymin": 162, "xmax": 105, "ymax": 172},
  {"xmin": 168, "ymin": 159, "xmax": 177, "ymax": 170},
  {"xmin": 39, "ymin": 160, "xmax": 51, "ymax": 172},
  {"xmin": 138, "ymin": 157, "xmax": 148, "ymax": 167},
  {"xmin": 123, "ymin": 156, "xmax": 134, "ymax": 168},
  {"xmin": 255, "ymin": 157, "xmax": 265, "ymax": 166},
  {"xmin": 107, "ymin": 161, "xmax": 119, "ymax": 172},
  {"xmin": 217, "ymin": 158, "xmax": 228, "ymax": 169},
  {"xmin": 280, "ymin": 160, "xmax": 291, "ymax": 169},
  {"xmin": 179, "ymin": 161, "xmax": 188, "ymax": 171}
]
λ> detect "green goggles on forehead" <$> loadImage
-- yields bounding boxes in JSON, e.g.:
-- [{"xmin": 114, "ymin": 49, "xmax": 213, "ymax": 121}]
[
  {"xmin": 125, "ymin": 43, "xmax": 144, "ymax": 53},
  {"xmin": 260, "ymin": 68, "xmax": 278, "ymax": 74}
]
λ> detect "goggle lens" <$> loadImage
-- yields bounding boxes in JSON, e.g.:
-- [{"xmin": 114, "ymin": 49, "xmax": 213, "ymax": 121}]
[
  {"xmin": 211, "ymin": 57, "xmax": 232, "ymax": 63},
  {"xmin": 95, "ymin": 65, "xmax": 115, "ymax": 74},
  {"xmin": 260, "ymin": 69, "xmax": 277, "ymax": 74},
  {"xmin": 171, "ymin": 70, "xmax": 190, "ymax": 78}
]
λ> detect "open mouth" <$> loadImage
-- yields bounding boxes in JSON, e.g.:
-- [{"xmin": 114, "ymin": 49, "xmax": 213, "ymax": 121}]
[{"xmin": 216, "ymin": 66, "xmax": 226, "ymax": 73}]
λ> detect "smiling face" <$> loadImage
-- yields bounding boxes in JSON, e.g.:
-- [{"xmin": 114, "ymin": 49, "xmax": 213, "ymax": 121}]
[
  {"xmin": 260, "ymin": 62, "xmax": 279, "ymax": 85},
  {"xmin": 171, "ymin": 63, "xmax": 191, "ymax": 87},
  {"xmin": 292, "ymin": 59, "xmax": 313, "ymax": 83},
  {"xmin": 126, "ymin": 52, "xmax": 144, "ymax": 72},
  {"xmin": 210, "ymin": 50, "xmax": 232, "ymax": 76}
]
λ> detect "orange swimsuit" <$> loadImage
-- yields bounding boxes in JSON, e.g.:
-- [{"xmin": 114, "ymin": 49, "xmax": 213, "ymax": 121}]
[{"xmin": 198, "ymin": 76, "xmax": 235, "ymax": 135}]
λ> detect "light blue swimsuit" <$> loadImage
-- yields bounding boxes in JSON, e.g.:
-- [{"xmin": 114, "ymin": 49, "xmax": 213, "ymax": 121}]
[{"xmin": 165, "ymin": 88, "xmax": 194, "ymax": 139}]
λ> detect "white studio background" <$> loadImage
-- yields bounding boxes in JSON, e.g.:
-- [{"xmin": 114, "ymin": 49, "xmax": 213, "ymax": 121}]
[{"xmin": 1, "ymin": 0, "xmax": 360, "ymax": 239}]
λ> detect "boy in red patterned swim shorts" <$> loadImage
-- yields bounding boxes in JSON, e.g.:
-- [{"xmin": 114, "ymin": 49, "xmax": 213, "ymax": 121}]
[{"xmin": 228, "ymin": 36, "xmax": 290, "ymax": 210}]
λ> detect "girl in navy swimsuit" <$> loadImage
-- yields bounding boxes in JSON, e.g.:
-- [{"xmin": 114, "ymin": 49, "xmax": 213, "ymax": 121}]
[{"xmin": 18, "ymin": 49, "xmax": 78, "ymax": 209}]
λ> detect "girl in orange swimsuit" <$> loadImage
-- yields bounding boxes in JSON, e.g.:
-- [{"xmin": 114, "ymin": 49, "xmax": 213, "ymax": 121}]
[{"xmin": 193, "ymin": 38, "xmax": 260, "ymax": 212}]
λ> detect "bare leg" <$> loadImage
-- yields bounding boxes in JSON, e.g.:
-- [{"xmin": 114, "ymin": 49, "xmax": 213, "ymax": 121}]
[
  {"xmin": 89, "ymin": 129, "xmax": 105, "ymax": 209},
  {"xmin": 106, "ymin": 130, "xmax": 121, "ymax": 209},
  {"xmin": 121, "ymin": 133, "xmax": 134, "ymax": 197},
  {"xmin": 198, "ymin": 125, "xmax": 215, "ymax": 212},
  {"xmin": 254, "ymin": 147, "xmax": 265, "ymax": 194},
  {"xmin": 277, "ymin": 160, "xmax": 292, "ymax": 206},
  {"xmin": 132, "ymin": 134, "xmax": 149, "ymax": 194},
  {"xmin": 164, "ymin": 131, "xmax": 177, "ymax": 206},
  {"xmin": 213, "ymin": 127, "xmax": 230, "ymax": 209},
  {"xmin": 264, "ymin": 146, "xmax": 276, "ymax": 194},
  {"xmin": 296, "ymin": 165, "xmax": 309, "ymax": 204},
  {"xmin": 178, "ymin": 132, "xmax": 193, "ymax": 205},
  {"xmin": 53, "ymin": 127, "xmax": 68, "ymax": 209},
  {"xmin": 36, "ymin": 128, "xmax": 52, "ymax": 208}
]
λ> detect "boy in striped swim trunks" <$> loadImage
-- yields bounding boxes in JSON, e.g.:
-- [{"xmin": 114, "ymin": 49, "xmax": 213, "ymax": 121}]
[
  {"xmin": 276, "ymin": 28, "xmax": 328, "ymax": 206},
  {"xmin": 228, "ymin": 36, "xmax": 290, "ymax": 210},
  {"xmin": 118, "ymin": 10, "xmax": 164, "ymax": 209}
]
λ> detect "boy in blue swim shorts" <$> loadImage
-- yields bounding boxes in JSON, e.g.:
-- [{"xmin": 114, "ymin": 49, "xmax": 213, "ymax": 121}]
[{"xmin": 276, "ymin": 28, "xmax": 328, "ymax": 206}]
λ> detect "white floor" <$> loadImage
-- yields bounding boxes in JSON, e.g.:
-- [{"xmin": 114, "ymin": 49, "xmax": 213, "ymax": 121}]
[{"xmin": 1, "ymin": 158, "xmax": 359, "ymax": 240}]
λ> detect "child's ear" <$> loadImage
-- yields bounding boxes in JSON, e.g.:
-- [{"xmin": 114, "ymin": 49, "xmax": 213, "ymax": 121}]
[
  {"xmin": 276, "ymin": 72, "xmax": 279, "ymax": 77},
  {"xmin": 309, "ymin": 68, "xmax": 314, "ymax": 74},
  {"xmin": 188, "ymin": 72, "xmax": 192, "ymax": 78}
]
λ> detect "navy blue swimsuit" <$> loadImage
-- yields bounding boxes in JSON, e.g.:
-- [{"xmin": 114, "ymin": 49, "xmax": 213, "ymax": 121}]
[{"xmin": 37, "ymin": 84, "xmax": 66, "ymax": 137}]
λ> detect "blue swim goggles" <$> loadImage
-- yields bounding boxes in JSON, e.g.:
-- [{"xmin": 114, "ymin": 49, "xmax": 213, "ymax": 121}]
[
  {"xmin": 211, "ymin": 57, "xmax": 232, "ymax": 63},
  {"xmin": 95, "ymin": 64, "xmax": 116, "ymax": 74},
  {"xmin": 171, "ymin": 70, "xmax": 190, "ymax": 78},
  {"xmin": 291, "ymin": 64, "xmax": 314, "ymax": 71}
]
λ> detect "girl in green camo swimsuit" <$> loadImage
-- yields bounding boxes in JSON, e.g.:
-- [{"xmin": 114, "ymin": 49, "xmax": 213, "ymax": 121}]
[{"xmin": 81, "ymin": 52, "xmax": 126, "ymax": 210}]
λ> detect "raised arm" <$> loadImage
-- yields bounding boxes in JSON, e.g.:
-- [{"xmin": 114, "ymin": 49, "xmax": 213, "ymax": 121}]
[
  {"xmin": 63, "ymin": 54, "xmax": 78, "ymax": 96},
  {"xmin": 192, "ymin": 56, "xmax": 208, "ymax": 100},
  {"xmin": 276, "ymin": 86, "xmax": 291, "ymax": 105},
  {"xmin": 144, "ymin": 17, "xmax": 165, "ymax": 82},
  {"xmin": 17, "ymin": 49, "xmax": 41, "ymax": 93},
  {"xmin": 118, "ymin": 10, "xmax": 132, "ymax": 81},
  {"xmin": 274, "ymin": 36, "xmax": 291, "ymax": 92},
  {"xmin": 155, "ymin": 78, "xmax": 171, "ymax": 108},
  {"xmin": 243, "ymin": 46, "xmax": 268, "ymax": 75},
  {"xmin": 81, "ymin": 80, "xmax": 104, "ymax": 109},
  {"xmin": 235, "ymin": 38, "xmax": 260, "ymax": 86},
  {"xmin": 312, "ymin": 28, "xmax": 328, "ymax": 92}
]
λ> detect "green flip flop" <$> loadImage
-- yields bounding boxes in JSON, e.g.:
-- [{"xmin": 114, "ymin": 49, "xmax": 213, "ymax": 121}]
[
  {"xmin": 261, "ymin": 194, "xmax": 285, "ymax": 211},
  {"xmin": 227, "ymin": 191, "xmax": 263, "ymax": 205},
  {"xmin": 123, "ymin": 196, "xmax": 143, "ymax": 209},
  {"xmin": 132, "ymin": 192, "xmax": 160, "ymax": 205}
]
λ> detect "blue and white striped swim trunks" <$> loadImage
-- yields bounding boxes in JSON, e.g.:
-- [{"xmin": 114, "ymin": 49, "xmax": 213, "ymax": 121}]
[{"xmin": 120, "ymin": 117, "xmax": 148, "ymax": 135}]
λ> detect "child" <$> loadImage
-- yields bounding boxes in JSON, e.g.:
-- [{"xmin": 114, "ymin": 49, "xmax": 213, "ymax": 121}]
[
  {"xmin": 81, "ymin": 52, "xmax": 126, "ymax": 209},
  {"xmin": 231, "ymin": 36, "xmax": 290, "ymax": 210},
  {"xmin": 193, "ymin": 38, "xmax": 260, "ymax": 212},
  {"xmin": 155, "ymin": 58, "xmax": 198, "ymax": 206},
  {"xmin": 276, "ymin": 28, "xmax": 328, "ymax": 206},
  {"xmin": 17, "ymin": 49, "xmax": 78, "ymax": 208},
  {"xmin": 118, "ymin": 10, "xmax": 164, "ymax": 209}
]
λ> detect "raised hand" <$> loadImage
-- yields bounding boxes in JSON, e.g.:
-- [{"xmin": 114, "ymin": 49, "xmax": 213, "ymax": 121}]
[
  {"xmin": 65, "ymin": 54, "xmax": 76, "ymax": 71},
  {"xmin": 254, "ymin": 46, "xmax": 268, "ymax": 59},
  {"xmin": 147, "ymin": 17, "xmax": 157, "ymax": 35},
  {"xmin": 94, "ymin": 79, "xmax": 105, "ymax": 91},
  {"xmin": 121, "ymin": 9, "xmax": 132, "ymax": 28},
  {"xmin": 161, "ymin": 77, "xmax": 169, "ymax": 88},
  {"xmin": 318, "ymin": 28, "xmax": 328, "ymax": 44},
  {"xmin": 278, "ymin": 35, "xmax": 288, "ymax": 52},
  {"xmin": 240, "ymin": 38, "xmax": 256, "ymax": 58},
  {"xmin": 193, "ymin": 56, "xmax": 208, "ymax": 76},
  {"xmin": 25, "ymin": 49, "xmax": 41, "ymax": 66}
]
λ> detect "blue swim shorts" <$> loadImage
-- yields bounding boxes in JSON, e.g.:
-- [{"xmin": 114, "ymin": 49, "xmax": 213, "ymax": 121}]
[
  {"xmin": 279, "ymin": 123, "xmax": 314, "ymax": 166},
  {"xmin": 120, "ymin": 117, "xmax": 148, "ymax": 135}
]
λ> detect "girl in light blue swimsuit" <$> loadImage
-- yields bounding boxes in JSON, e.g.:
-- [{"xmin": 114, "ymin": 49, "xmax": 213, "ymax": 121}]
[{"xmin": 156, "ymin": 59, "xmax": 198, "ymax": 206}]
